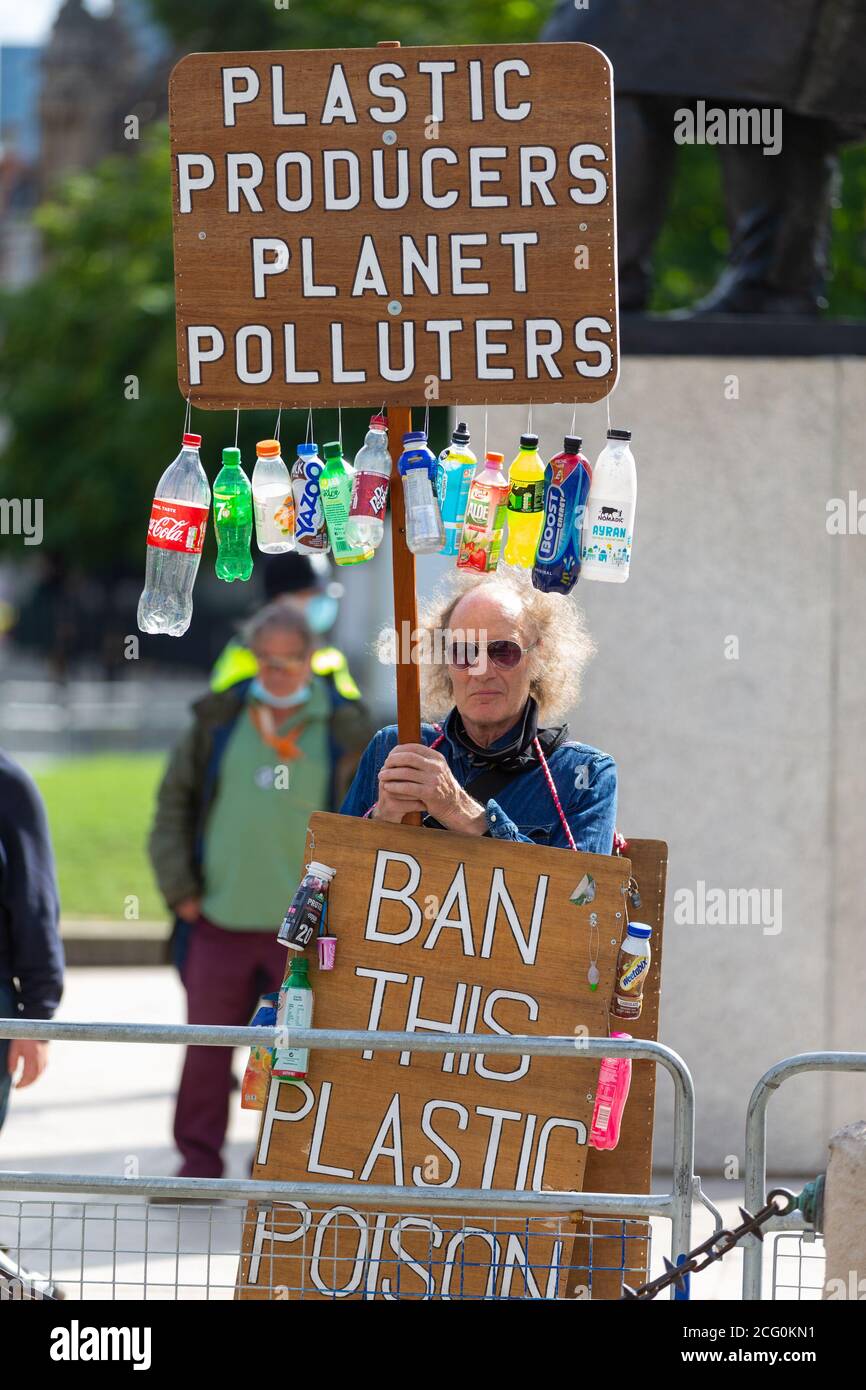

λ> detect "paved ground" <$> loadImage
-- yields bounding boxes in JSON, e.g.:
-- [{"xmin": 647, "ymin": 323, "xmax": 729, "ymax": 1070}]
[{"xmin": 0, "ymin": 967, "xmax": 816, "ymax": 1301}]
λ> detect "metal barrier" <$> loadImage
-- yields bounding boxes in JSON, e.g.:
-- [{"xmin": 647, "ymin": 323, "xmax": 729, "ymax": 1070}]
[
  {"xmin": 0, "ymin": 1019, "xmax": 695, "ymax": 1301},
  {"xmin": 742, "ymin": 1051, "xmax": 866, "ymax": 1301}
]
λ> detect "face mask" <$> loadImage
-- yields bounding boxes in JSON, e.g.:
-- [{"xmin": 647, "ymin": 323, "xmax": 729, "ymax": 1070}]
[
  {"xmin": 250, "ymin": 678, "xmax": 311, "ymax": 710},
  {"xmin": 306, "ymin": 593, "xmax": 338, "ymax": 634}
]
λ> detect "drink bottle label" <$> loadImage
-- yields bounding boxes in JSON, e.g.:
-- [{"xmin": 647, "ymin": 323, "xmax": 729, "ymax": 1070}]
[
  {"xmin": 293, "ymin": 461, "xmax": 328, "ymax": 547},
  {"xmin": 350, "ymin": 471, "xmax": 389, "ymax": 520},
  {"xmin": 214, "ymin": 490, "xmax": 252, "ymax": 525},
  {"xmin": 507, "ymin": 479, "xmax": 544, "ymax": 513},
  {"xmin": 146, "ymin": 498, "xmax": 208, "ymax": 553}
]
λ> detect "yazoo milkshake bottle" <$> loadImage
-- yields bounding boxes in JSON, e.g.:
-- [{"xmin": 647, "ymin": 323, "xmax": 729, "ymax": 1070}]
[
  {"xmin": 581, "ymin": 429, "xmax": 637, "ymax": 583},
  {"xmin": 435, "ymin": 421, "xmax": 476, "ymax": 556},
  {"xmin": 532, "ymin": 435, "xmax": 592, "ymax": 595}
]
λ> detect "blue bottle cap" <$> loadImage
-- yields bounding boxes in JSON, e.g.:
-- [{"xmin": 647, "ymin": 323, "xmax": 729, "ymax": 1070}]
[
  {"xmin": 626, "ymin": 922, "xmax": 652, "ymax": 938},
  {"xmin": 297, "ymin": 442, "xmax": 319, "ymax": 456},
  {"xmin": 402, "ymin": 431, "xmax": 427, "ymax": 445}
]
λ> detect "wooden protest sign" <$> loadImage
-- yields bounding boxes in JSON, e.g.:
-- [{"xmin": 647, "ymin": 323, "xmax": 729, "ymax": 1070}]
[
  {"xmin": 238, "ymin": 812, "xmax": 633, "ymax": 1301},
  {"xmin": 169, "ymin": 43, "xmax": 617, "ymax": 409}
]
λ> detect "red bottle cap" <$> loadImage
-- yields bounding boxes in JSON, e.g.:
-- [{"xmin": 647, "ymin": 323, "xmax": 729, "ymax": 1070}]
[
  {"xmin": 369, "ymin": 414, "xmax": 387, "ymax": 430},
  {"xmin": 182, "ymin": 433, "xmax": 202, "ymax": 447}
]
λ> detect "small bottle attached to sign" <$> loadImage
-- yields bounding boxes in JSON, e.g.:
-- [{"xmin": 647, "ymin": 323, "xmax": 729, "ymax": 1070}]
[
  {"xmin": 138, "ymin": 432, "xmax": 210, "ymax": 637},
  {"xmin": 580, "ymin": 429, "xmax": 637, "ymax": 583},
  {"xmin": 252, "ymin": 439, "xmax": 295, "ymax": 554},
  {"xmin": 273, "ymin": 958, "xmax": 313, "ymax": 1081},
  {"xmin": 532, "ymin": 435, "xmax": 593, "ymax": 595},
  {"xmin": 399, "ymin": 431, "xmax": 446, "ymax": 554},
  {"xmin": 278, "ymin": 861, "xmax": 335, "ymax": 951},
  {"xmin": 213, "ymin": 447, "xmax": 253, "ymax": 582},
  {"xmin": 503, "ymin": 433, "xmax": 545, "ymax": 567},
  {"xmin": 436, "ymin": 421, "xmax": 477, "ymax": 556},
  {"xmin": 610, "ymin": 922, "xmax": 652, "ymax": 1020},
  {"xmin": 240, "ymin": 991, "xmax": 278, "ymax": 1110},
  {"xmin": 457, "ymin": 451, "xmax": 511, "ymax": 573},
  {"xmin": 319, "ymin": 441, "xmax": 374, "ymax": 566},
  {"xmin": 346, "ymin": 413, "xmax": 390, "ymax": 551},
  {"xmin": 291, "ymin": 442, "xmax": 329, "ymax": 553},
  {"xmin": 589, "ymin": 1032, "xmax": 633, "ymax": 1150}
]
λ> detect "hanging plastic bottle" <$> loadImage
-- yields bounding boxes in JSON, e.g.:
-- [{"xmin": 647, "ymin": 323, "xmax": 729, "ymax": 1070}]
[
  {"xmin": 346, "ymin": 413, "xmax": 390, "ymax": 551},
  {"xmin": 291, "ymin": 442, "xmax": 329, "ymax": 554},
  {"xmin": 456, "ymin": 451, "xmax": 511, "ymax": 573},
  {"xmin": 252, "ymin": 439, "xmax": 295, "ymax": 554},
  {"xmin": 435, "ymin": 421, "xmax": 476, "ymax": 556},
  {"xmin": 273, "ymin": 957, "xmax": 314, "ymax": 1080},
  {"xmin": 532, "ymin": 435, "xmax": 593, "ymax": 595},
  {"xmin": 138, "ymin": 432, "xmax": 210, "ymax": 638},
  {"xmin": 503, "ymin": 433, "xmax": 546, "ymax": 567},
  {"xmin": 399, "ymin": 431, "xmax": 446, "ymax": 554},
  {"xmin": 588, "ymin": 1033, "xmax": 633, "ymax": 1150},
  {"xmin": 319, "ymin": 440, "xmax": 373, "ymax": 567},
  {"xmin": 213, "ymin": 447, "xmax": 253, "ymax": 582},
  {"xmin": 580, "ymin": 429, "xmax": 637, "ymax": 583}
]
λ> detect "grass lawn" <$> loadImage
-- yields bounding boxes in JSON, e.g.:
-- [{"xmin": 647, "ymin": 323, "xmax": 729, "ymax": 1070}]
[{"xmin": 33, "ymin": 753, "xmax": 168, "ymax": 921}]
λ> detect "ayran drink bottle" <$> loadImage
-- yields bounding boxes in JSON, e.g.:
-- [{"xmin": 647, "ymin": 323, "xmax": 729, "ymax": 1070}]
[
  {"xmin": 319, "ymin": 441, "xmax": 373, "ymax": 567},
  {"xmin": 503, "ymin": 433, "xmax": 546, "ymax": 567},
  {"xmin": 580, "ymin": 429, "xmax": 637, "ymax": 583},
  {"xmin": 252, "ymin": 439, "xmax": 295, "ymax": 554},
  {"xmin": 273, "ymin": 957, "xmax": 314, "ymax": 1080},
  {"xmin": 399, "ymin": 431, "xmax": 445, "ymax": 553},
  {"xmin": 137, "ymin": 432, "xmax": 210, "ymax": 637},
  {"xmin": 435, "ymin": 421, "xmax": 477, "ymax": 556},
  {"xmin": 456, "ymin": 451, "xmax": 511, "ymax": 573},
  {"xmin": 213, "ymin": 447, "xmax": 253, "ymax": 581},
  {"xmin": 532, "ymin": 435, "xmax": 593, "ymax": 595},
  {"xmin": 291, "ymin": 442, "xmax": 330, "ymax": 553},
  {"xmin": 346, "ymin": 413, "xmax": 390, "ymax": 551}
]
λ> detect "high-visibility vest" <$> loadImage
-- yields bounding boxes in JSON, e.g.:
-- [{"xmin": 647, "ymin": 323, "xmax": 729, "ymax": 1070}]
[{"xmin": 210, "ymin": 639, "xmax": 361, "ymax": 701}]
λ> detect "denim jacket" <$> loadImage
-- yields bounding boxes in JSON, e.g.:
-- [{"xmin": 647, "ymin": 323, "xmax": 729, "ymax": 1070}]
[{"xmin": 338, "ymin": 717, "xmax": 617, "ymax": 855}]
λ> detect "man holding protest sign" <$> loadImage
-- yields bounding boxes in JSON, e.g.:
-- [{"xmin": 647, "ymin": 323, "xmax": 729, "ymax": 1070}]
[{"xmin": 341, "ymin": 568, "xmax": 617, "ymax": 854}]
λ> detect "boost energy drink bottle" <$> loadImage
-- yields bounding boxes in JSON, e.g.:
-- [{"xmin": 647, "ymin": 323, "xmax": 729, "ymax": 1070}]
[
  {"xmin": 291, "ymin": 442, "xmax": 330, "ymax": 553},
  {"xmin": 532, "ymin": 435, "xmax": 593, "ymax": 595}
]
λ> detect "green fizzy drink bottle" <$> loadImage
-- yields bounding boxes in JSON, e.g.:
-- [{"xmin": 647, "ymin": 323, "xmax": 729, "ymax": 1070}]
[
  {"xmin": 319, "ymin": 440, "xmax": 373, "ymax": 567},
  {"xmin": 213, "ymin": 447, "xmax": 253, "ymax": 582}
]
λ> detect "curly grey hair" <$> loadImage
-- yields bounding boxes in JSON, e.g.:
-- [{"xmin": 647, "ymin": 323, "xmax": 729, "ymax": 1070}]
[{"xmin": 378, "ymin": 565, "xmax": 597, "ymax": 723}]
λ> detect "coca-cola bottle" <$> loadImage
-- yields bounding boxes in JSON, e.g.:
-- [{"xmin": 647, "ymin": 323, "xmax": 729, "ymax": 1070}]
[{"xmin": 137, "ymin": 432, "xmax": 211, "ymax": 637}]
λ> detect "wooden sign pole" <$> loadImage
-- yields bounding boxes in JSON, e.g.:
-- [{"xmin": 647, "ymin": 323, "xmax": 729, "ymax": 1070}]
[{"xmin": 378, "ymin": 42, "xmax": 423, "ymax": 824}]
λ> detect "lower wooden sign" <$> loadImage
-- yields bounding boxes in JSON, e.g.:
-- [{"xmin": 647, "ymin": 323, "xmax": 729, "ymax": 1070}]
[{"xmin": 237, "ymin": 811, "xmax": 632, "ymax": 1301}]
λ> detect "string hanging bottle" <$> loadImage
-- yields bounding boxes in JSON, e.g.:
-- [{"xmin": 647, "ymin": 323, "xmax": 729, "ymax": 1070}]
[
  {"xmin": 399, "ymin": 430, "xmax": 445, "ymax": 554},
  {"xmin": 137, "ymin": 431, "xmax": 210, "ymax": 637}
]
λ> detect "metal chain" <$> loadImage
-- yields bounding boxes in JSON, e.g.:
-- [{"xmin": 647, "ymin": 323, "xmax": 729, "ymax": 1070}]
[{"xmin": 621, "ymin": 1188, "xmax": 796, "ymax": 1300}]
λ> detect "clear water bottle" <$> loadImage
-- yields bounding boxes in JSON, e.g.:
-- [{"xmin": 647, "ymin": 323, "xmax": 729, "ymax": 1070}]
[
  {"xmin": 252, "ymin": 439, "xmax": 295, "ymax": 553},
  {"xmin": 138, "ymin": 432, "xmax": 210, "ymax": 637},
  {"xmin": 580, "ymin": 429, "xmax": 637, "ymax": 583},
  {"xmin": 398, "ymin": 431, "xmax": 445, "ymax": 554},
  {"xmin": 346, "ymin": 413, "xmax": 390, "ymax": 551}
]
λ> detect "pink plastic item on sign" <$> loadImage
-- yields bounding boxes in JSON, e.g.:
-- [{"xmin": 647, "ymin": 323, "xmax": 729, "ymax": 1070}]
[{"xmin": 588, "ymin": 1032, "xmax": 633, "ymax": 1151}]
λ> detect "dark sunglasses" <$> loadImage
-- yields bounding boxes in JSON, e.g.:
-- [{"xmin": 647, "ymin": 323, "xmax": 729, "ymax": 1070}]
[{"xmin": 446, "ymin": 639, "xmax": 538, "ymax": 670}]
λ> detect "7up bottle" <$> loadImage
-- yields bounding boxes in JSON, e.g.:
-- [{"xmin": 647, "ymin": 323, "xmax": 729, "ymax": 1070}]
[
  {"xmin": 213, "ymin": 447, "xmax": 253, "ymax": 582},
  {"xmin": 456, "ymin": 451, "xmax": 511, "ymax": 573}
]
